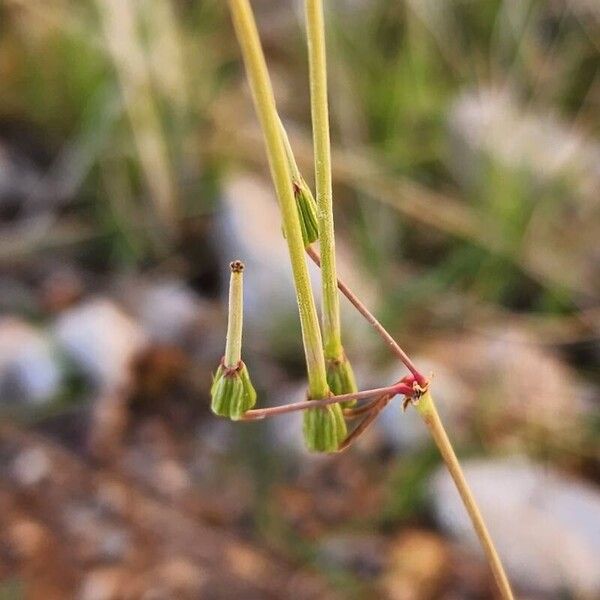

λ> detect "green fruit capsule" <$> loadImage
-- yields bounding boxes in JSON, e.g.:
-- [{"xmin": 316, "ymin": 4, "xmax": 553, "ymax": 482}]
[
  {"xmin": 302, "ymin": 401, "xmax": 347, "ymax": 453},
  {"xmin": 278, "ymin": 117, "xmax": 319, "ymax": 247},
  {"xmin": 326, "ymin": 353, "xmax": 358, "ymax": 408},
  {"xmin": 211, "ymin": 361, "xmax": 256, "ymax": 420},
  {"xmin": 238, "ymin": 361, "xmax": 257, "ymax": 406},
  {"xmin": 211, "ymin": 260, "xmax": 257, "ymax": 420},
  {"xmin": 294, "ymin": 178, "xmax": 319, "ymax": 247},
  {"xmin": 281, "ymin": 177, "xmax": 319, "ymax": 247}
]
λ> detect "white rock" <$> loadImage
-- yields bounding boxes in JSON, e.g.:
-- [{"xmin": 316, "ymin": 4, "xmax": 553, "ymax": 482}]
[
  {"xmin": 559, "ymin": 0, "xmax": 600, "ymax": 20},
  {"xmin": 266, "ymin": 382, "xmax": 309, "ymax": 458},
  {"xmin": 97, "ymin": 527, "xmax": 130, "ymax": 562},
  {"xmin": 118, "ymin": 278, "xmax": 202, "ymax": 344},
  {"xmin": 151, "ymin": 557, "xmax": 206, "ymax": 596},
  {"xmin": 430, "ymin": 457, "xmax": 600, "ymax": 597},
  {"xmin": 449, "ymin": 88, "xmax": 600, "ymax": 294},
  {"xmin": 12, "ymin": 447, "xmax": 51, "ymax": 486},
  {"xmin": 0, "ymin": 317, "xmax": 61, "ymax": 405},
  {"xmin": 78, "ymin": 567, "xmax": 125, "ymax": 600},
  {"xmin": 448, "ymin": 87, "xmax": 600, "ymax": 201},
  {"xmin": 376, "ymin": 399, "xmax": 425, "ymax": 452},
  {"xmin": 316, "ymin": 532, "xmax": 385, "ymax": 576},
  {"xmin": 53, "ymin": 298, "xmax": 147, "ymax": 388},
  {"xmin": 425, "ymin": 327, "xmax": 592, "ymax": 442}
]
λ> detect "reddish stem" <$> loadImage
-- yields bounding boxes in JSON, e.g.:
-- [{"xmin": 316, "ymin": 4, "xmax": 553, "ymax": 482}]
[
  {"xmin": 338, "ymin": 394, "xmax": 392, "ymax": 452},
  {"xmin": 240, "ymin": 382, "xmax": 413, "ymax": 420},
  {"xmin": 343, "ymin": 397, "xmax": 381, "ymax": 418},
  {"xmin": 306, "ymin": 246, "xmax": 427, "ymax": 387}
]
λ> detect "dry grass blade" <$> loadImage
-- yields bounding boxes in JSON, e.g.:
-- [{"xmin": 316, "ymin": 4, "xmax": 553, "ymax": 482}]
[{"xmin": 97, "ymin": 0, "xmax": 177, "ymax": 232}]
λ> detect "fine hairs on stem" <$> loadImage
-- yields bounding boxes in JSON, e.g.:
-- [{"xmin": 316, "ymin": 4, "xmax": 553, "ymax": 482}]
[
  {"xmin": 220, "ymin": 1, "xmax": 514, "ymax": 597},
  {"xmin": 304, "ymin": 0, "xmax": 358, "ymax": 406},
  {"xmin": 416, "ymin": 391, "xmax": 514, "ymax": 598},
  {"xmin": 305, "ymin": 0, "xmax": 341, "ymax": 359},
  {"xmin": 224, "ymin": 260, "xmax": 244, "ymax": 367}
]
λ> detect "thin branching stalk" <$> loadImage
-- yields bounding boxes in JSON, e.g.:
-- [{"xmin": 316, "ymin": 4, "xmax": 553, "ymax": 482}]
[
  {"xmin": 306, "ymin": 246, "xmax": 427, "ymax": 385},
  {"xmin": 343, "ymin": 397, "xmax": 382, "ymax": 418},
  {"xmin": 228, "ymin": 0, "xmax": 328, "ymax": 399},
  {"xmin": 240, "ymin": 382, "xmax": 411, "ymax": 420},
  {"xmin": 416, "ymin": 391, "xmax": 514, "ymax": 599},
  {"xmin": 304, "ymin": 0, "xmax": 343, "ymax": 360},
  {"xmin": 338, "ymin": 395, "xmax": 391, "ymax": 451}
]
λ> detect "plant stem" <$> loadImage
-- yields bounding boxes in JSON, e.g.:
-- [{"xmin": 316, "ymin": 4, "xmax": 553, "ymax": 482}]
[
  {"xmin": 228, "ymin": 0, "xmax": 328, "ymax": 399},
  {"xmin": 343, "ymin": 397, "xmax": 382, "ymax": 418},
  {"xmin": 338, "ymin": 395, "xmax": 391, "ymax": 451},
  {"xmin": 306, "ymin": 246, "xmax": 427, "ymax": 386},
  {"xmin": 278, "ymin": 117, "xmax": 302, "ymax": 182},
  {"xmin": 229, "ymin": 6, "xmax": 511, "ymax": 596},
  {"xmin": 241, "ymin": 382, "xmax": 412, "ymax": 420},
  {"xmin": 415, "ymin": 391, "xmax": 514, "ymax": 600},
  {"xmin": 224, "ymin": 261, "xmax": 244, "ymax": 367},
  {"xmin": 304, "ymin": 0, "xmax": 343, "ymax": 359}
]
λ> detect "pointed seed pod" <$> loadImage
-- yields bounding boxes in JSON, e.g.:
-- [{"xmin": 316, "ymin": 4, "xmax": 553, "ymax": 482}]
[
  {"xmin": 278, "ymin": 117, "xmax": 319, "ymax": 247},
  {"xmin": 303, "ymin": 400, "xmax": 347, "ymax": 453},
  {"xmin": 326, "ymin": 353, "xmax": 358, "ymax": 408},
  {"xmin": 210, "ymin": 260, "xmax": 257, "ymax": 420},
  {"xmin": 293, "ymin": 178, "xmax": 319, "ymax": 247}
]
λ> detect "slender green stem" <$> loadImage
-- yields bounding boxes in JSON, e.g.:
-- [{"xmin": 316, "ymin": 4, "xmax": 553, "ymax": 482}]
[
  {"xmin": 228, "ymin": 0, "xmax": 328, "ymax": 399},
  {"xmin": 224, "ymin": 261, "xmax": 244, "ymax": 367},
  {"xmin": 304, "ymin": 0, "xmax": 342, "ymax": 359},
  {"xmin": 415, "ymin": 392, "xmax": 514, "ymax": 600}
]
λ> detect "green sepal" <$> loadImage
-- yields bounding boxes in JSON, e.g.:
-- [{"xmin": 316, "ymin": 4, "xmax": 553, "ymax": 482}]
[
  {"xmin": 302, "ymin": 400, "xmax": 347, "ymax": 453},
  {"xmin": 326, "ymin": 353, "xmax": 358, "ymax": 408},
  {"xmin": 211, "ymin": 361, "xmax": 257, "ymax": 420},
  {"xmin": 238, "ymin": 362, "xmax": 257, "ymax": 407}
]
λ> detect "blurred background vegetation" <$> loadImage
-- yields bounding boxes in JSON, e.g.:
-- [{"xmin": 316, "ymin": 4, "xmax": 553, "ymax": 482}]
[{"xmin": 0, "ymin": 1, "xmax": 598, "ymax": 599}]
